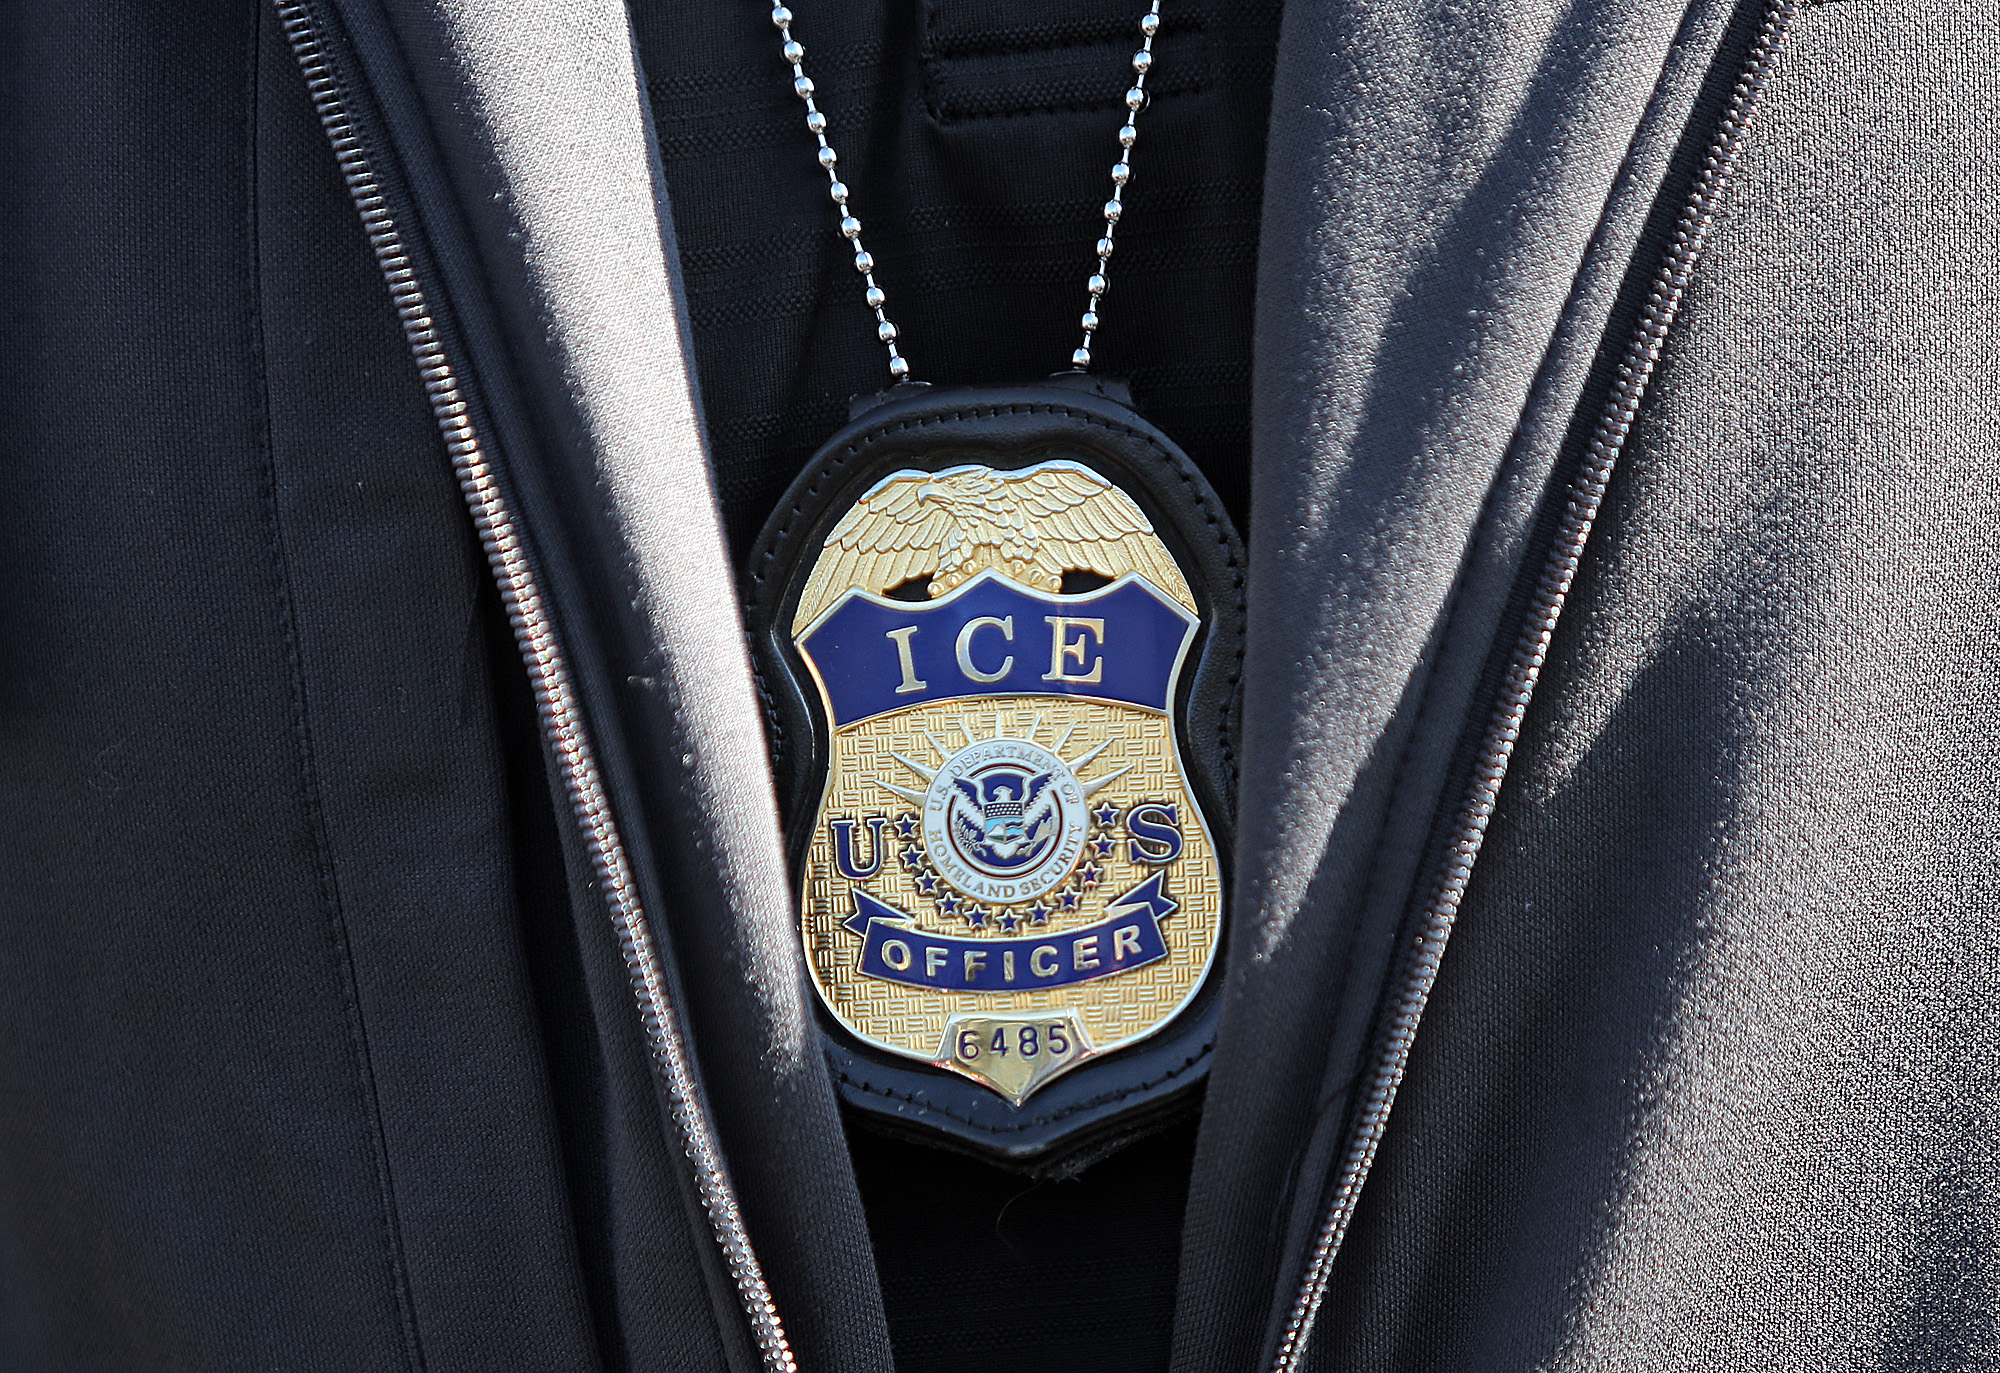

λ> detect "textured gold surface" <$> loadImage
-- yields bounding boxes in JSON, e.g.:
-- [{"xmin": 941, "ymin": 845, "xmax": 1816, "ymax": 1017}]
[{"xmin": 801, "ymin": 693, "xmax": 1222, "ymax": 1069}]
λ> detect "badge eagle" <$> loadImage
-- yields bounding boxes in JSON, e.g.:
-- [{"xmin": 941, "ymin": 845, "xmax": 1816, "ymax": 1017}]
[
  {"xmin": 790, "ymin": 460, "xmax": 1224, "ymax": 1105},
  {"xmin": 791, "ymin": 464, "xmax": 1193, "ymax": 628}
]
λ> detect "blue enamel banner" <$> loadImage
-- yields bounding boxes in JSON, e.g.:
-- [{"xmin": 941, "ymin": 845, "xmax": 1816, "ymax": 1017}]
[
  {"xmin": 798, "ymin": 572, "xmax": 1196, "ymax": 727},
  {"xmin": 844, "ymin": 875, "xmax": 1178, "ymax": 991}
]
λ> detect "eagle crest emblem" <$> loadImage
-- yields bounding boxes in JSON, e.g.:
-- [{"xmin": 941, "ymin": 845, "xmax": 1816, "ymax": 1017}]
[{"xmin": 948, "ymin": 767, "xmax": 1059, "ymax": 871}]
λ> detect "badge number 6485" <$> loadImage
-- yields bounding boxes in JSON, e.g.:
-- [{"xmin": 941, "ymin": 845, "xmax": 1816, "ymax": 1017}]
[{"xmin": 938, "ymin": 1013, "xmax": 1092, "ymax": 1104}]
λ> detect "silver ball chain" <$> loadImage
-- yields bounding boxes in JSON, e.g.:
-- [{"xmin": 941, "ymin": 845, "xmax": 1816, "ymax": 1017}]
[{"xmin": 767, "ymin": 1, "xmax": 1166, "ymax": 383}]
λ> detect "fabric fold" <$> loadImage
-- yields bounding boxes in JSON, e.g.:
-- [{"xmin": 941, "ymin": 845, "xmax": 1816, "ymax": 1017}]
[
  {"xmin": 1175, "ymin": 1, "xmax": 1743, "ymax": 1366},
  {"xmin": 323, "ymin": 0, "xmax": 895, "ymax": 1367}
]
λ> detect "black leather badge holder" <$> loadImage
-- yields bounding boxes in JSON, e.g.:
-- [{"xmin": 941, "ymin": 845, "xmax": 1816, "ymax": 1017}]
[{"xmin": 745, "ymin": 379, "xmax": 1243, "ymax": 1170}]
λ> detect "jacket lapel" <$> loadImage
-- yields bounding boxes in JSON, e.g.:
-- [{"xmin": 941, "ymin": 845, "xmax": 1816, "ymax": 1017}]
[
  {"xmin": 1178, "ymin": 0, "xmax": 1747, "ymax": 1367},
  {"xmin": 307, "ymin": 1, "xmax": 894, "ymax": 1367}
]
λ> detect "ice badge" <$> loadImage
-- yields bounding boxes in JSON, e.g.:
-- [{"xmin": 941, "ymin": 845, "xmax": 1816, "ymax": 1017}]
[{"xmin": 747, "ymin": 383, "xmax": 1241, "ymax": 1164}]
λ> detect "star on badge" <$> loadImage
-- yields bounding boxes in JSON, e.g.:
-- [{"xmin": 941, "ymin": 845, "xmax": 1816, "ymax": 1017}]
[{"xmin": 1093, "ymin": 802, "xmax": 1121, "ymax": 828}]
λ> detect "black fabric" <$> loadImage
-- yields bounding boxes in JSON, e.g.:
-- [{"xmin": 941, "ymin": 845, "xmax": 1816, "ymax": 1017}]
[
  {"xmin": 631, "ymin": 0, "xmax": 1281, "ymax": 552},
  {"xmin": 1313, "ymin": 5, "xmax": 2000, "ymax": 1366},
  {"xmin": 3, "ymin": 3, "xmax": 772, "ymax": 1368},
  {"xmin": 1, "ymin": 2, "xmax": 605, "ymax": 1366},
  {"xmin": 853, "ymin": 1117, "xmax": 1196, "ymax": 1372},
  {"xmin": 1171, "ymin": 0, "xmax": 1776, "ymax": 1366}
]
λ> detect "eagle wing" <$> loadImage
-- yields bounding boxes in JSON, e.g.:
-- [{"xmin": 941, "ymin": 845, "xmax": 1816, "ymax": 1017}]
[
  {"xmin": 1020, "ymin": 773, "xmax": 1060, "ymax": 833},
  {"xmin": 1011, "ymin": 467, "xmax": 1196, "ymax": 610},
  {"xmin": 952, "ymin": 797, "xmax": 988, "ymax": 852},
  {"xmin": 792, "ymin": 474, "xmax": 957, "ymax": 632},
  {"xmin": 790, "ymin": 462, "xmax": 1197, "ymax": 633}
]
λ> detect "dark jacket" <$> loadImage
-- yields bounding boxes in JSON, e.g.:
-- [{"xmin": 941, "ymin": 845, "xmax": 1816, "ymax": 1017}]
[{"xmin": 3, "ymin": 0, "xmax": 1989, "ymax": 1370}]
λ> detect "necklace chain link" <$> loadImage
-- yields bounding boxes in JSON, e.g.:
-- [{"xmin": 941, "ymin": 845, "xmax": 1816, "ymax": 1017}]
[{"xmin": 766, "ymin": 2, "xmax": 1166, "ymax": 384}]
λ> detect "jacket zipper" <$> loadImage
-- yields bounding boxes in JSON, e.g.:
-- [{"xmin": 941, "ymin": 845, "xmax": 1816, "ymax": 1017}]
[
  {"xmin": 271, "ymin": 4, "xmax": 796, "ymax": 1370},
  {"xmin": 1268, "ymin": 4, "xmax": 1798, "ymax": 1368}
]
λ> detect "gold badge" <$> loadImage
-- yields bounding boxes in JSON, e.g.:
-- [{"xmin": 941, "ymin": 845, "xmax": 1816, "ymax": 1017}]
[{"xmin": 789, "ymin": 460, "xmax": 1223, "ymax": 1103}]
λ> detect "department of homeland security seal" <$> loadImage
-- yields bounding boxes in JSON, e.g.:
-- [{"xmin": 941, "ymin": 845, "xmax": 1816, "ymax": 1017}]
[{"xmin": 746, "ymin": 381, "xmax": 1242, "ymax": 1165}]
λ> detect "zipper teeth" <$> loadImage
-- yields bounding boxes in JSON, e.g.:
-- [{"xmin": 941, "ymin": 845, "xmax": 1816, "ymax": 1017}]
[
  {"xmin": 272, "ymin": 6, "xmax": 797, "ymax": 1369},
  {"xmin": 1268, "ymin": 5, "xmax": 1797, "ymax": 1368}
]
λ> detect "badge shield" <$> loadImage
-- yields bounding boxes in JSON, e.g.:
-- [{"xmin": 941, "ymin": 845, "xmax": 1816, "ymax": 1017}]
[
  {"xmin": 747, "ymin": 382, "xmax": 1242, "ymax": 1164},
  {"xmin": 795, "ymin": 520, "xmax": 1222, "ymax": 1102}
]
